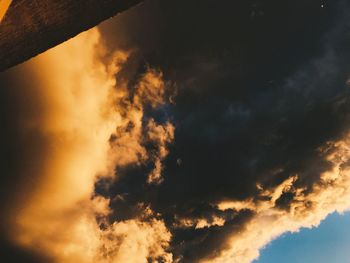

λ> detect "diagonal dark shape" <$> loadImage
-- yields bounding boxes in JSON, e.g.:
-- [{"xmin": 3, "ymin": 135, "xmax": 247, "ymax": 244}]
[{"xmin": 0, "ymin": 0, "xmax": 142, "ymax": 72}]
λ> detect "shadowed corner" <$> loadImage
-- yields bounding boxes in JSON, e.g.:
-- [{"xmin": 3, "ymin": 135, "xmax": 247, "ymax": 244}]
[
  {"xmin": 0, "ymin": 236, "xmax": 50, "ymax": 263},
  {"xmin": 0, "ymin": 0, "xmax": 12, "ymax": 22}
]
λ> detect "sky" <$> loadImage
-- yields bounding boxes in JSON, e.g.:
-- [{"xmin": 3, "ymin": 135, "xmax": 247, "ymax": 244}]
[
  {"xmin": 256, "ymin": 212, "xmax": 350, "ymax": 263},
  {"xmin": 2, "ymin": 0, "xmax": 350, "ymax": 263}
]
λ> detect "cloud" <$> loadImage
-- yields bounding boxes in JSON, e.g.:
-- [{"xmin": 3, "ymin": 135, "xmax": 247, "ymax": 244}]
[
  {"xmin": 2, "ymin": 0, "xmax": 350, "ymax": 263},
  {"xmin": 1, "ymin": 28, "xmax": 174, "ymax": 263},
  {"xmin": 200, "ymin": 135, "xmax": 350, "ymax": 263},
  {"xmin": 97, "ymin": 1, "xmax": 350, "ymax": 262}
]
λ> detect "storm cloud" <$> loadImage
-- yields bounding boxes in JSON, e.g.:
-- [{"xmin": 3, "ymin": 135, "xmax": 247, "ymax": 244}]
[{"xmin": 2, "ymin": 0, "xmax": 350, "ymax": 262}]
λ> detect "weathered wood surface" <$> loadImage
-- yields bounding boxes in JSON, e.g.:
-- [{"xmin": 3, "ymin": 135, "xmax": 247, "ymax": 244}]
[{"xmin": 0, "ymin": 0, "xmax": 142, "ymax": 71}]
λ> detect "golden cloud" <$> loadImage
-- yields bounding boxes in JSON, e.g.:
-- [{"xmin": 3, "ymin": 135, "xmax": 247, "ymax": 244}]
[
  {"xmin": 0, "ymin": 0, "xmax": 11, "ymax": 22},
  {"xmin": 5, "ymin": 28, "xmax": 173, "ymax": 263}
]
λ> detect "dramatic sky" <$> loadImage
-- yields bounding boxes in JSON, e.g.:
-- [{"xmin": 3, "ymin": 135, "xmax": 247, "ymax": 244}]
[{"xmin": 1, "ymin": 0, "xmax": 350, "ymax": 262}]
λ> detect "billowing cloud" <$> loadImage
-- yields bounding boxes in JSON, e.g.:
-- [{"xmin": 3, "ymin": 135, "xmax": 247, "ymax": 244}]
[
  {"xmin": 97, "ymin": 0, "xmax": 350, "ymax": 262},
  {"xmin": 2, "ymin": 0, "xmax": 350, "ymax": 263},
  {"xmin": 0, "ymin": 28, "xmax": 174, "ymax": 262}
]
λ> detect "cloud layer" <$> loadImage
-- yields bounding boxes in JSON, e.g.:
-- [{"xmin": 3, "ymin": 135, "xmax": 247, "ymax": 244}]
[{"xmin": 2, "ymin": 0, "xmax": 350, "ymax": 263}]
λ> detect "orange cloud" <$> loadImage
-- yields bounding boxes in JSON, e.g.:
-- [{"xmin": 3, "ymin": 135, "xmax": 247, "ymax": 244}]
[
  {"xmin": 4, "ymin": 28, "xmax": 173, "ymax": 263},
  {"xmin": 0, "ymin": 0, "xmax": 11, "ymax": 22}
]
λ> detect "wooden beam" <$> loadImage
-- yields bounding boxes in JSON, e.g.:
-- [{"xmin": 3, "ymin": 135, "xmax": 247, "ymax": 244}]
[{"xmin": 0, "ymin": 0, "xmax": 142, "ymax": 71}]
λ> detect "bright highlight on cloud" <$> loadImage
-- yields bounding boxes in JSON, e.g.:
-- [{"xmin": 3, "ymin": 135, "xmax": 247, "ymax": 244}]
[
  {"xmin": 4, "ymin": 29, "xmax": 173, "ymax": 263},
  {"xmin": 202, "ymin": 136, "xmax": 350, "ymax": 263}
]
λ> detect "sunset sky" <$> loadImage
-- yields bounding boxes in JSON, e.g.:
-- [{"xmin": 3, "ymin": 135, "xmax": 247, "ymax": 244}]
[{"xmin": 1, "ymin": 0, "xmax": 350, "ymax": 263}]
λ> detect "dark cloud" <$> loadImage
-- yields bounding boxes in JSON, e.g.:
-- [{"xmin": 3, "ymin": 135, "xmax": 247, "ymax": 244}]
[
  {"xmin": 96, "ymin": 0, "xmax": 350, "ymax": 261},
  {"xmin": 2, "ymin": 0, "xmax": 350, "ymax": 262},
  {"xmin": 0, "ymin": 67, "xmax": 56, "ymax": 263},
  {"xmin": 0, "ymin": 69, "xmax": 50, "ymax": 221},
  {"xmin": 0, "ymin": 238, "xmax": 49, "ymax": 263}
]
